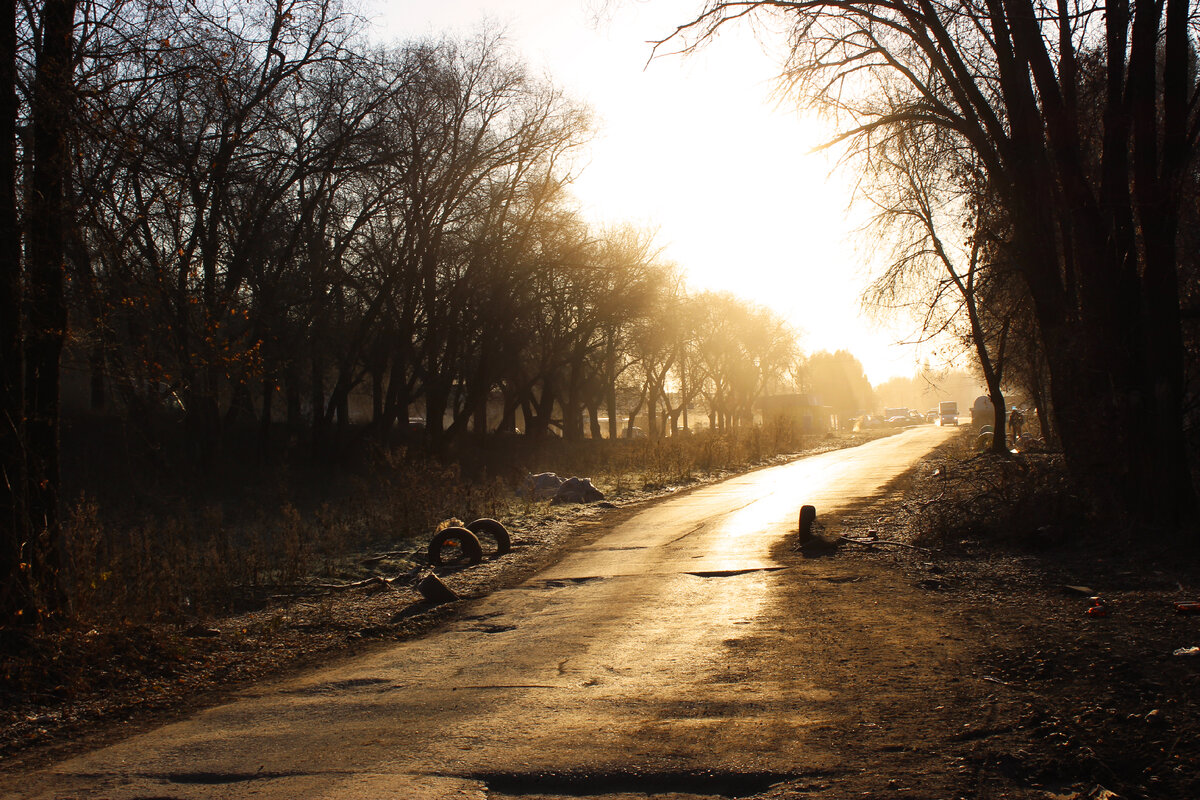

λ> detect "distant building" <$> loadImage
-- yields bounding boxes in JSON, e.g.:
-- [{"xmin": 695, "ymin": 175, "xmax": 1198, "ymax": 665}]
[{"xmin": 758, "ymin": 394, "xmax": 836, "ymax": 434}]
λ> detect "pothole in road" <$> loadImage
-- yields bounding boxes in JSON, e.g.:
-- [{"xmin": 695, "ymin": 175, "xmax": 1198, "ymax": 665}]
[
  {"xmin": 532, "ymin": 576, "xmax": 607, "ymax": 589},
  {"xmin": 471, "ymin": 769, "xmax": 822, "ymax": 798},
  {"xmin": 685, "ymin": 567, "xmax": 787, "ymax": 579},
  {"xmin": 165, "ymin": 771, "xmax": 304, "ymax": 784}
]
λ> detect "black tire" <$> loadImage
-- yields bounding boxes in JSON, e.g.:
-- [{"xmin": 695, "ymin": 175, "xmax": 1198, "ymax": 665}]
[
  {"xmin": 798, "ymin": 505, "xmax": 817, "ymax": 543},
  {"xmin": 428, "ymin": 527, "xmax": 483, "ymax": 567},
  {"xmin": 465, "ymin": 518, "xmax": 512, "ymax": 556}
]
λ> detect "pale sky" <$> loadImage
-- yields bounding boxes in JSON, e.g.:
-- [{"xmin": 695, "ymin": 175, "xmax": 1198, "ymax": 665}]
[{"xmin": 366, "ymin": 0, "xmax": 927, "ymax": 383}]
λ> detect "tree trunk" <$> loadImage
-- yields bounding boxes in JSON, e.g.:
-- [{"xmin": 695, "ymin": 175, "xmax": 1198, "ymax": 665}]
[
  {"xmin": 563, "ymin": 361, "xmax": 584, "ymax": 441},
  {"xmin": 606, "ymin": 382, "xmax": 618, "ymax": 441},
  {"xmin": 588, "ymin": 403, "xmax": 602, "ymax": 439},
  {"xmin": 646, "ymin": 388, "xmax": 658, "ymax": 439},
  {"xmin": 497, "ymin": 381, "xmax": 520, "ymax": 434},
  {"xmin": 21, "ymin": 0, "xmax": 78, "ymax": 620},
  {"xmin": 286, "ymin": 367, "xmax": 302, "ymax": 430},
  {"xmin": 259, "ymin": 376, "xmax": 273, "ymax": 462},
  {"xmin": 425, "ymin": 374, "xmax": 450, "ymax": 444},
  {"xmin": 310, "ymin": 350, "xmax": 328, "ymax": 456},
  {"xmin": 371, "ymin": 367, "xmax": 384, "ymax": 427},
  {"xmin": 0, "ymin": 0, "xmax": 30, "ymax": 631},
  {"xmin": 625, "ymin": 387, "xmax": 645, "ymax": 438},
  {"xmin": 88, "ymin": 346, "xmax": 106, "ymax": 411}
]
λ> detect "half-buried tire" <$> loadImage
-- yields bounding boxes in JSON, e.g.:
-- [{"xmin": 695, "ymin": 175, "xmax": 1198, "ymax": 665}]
[
  {"xmin": 466, "ymin": 518, "xmax": 512, "ymax": 556},
  {"xmin": 798, "ymin": 505, "xmax": 817, "ymax": 544},
  {"xmin": 428, "ymin": 527, "xmax": 483, "ymax": 566}
]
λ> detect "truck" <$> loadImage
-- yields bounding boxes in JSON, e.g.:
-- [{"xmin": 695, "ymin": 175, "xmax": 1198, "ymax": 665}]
[{"xmin": 938, "ymin": 400, "xmax": 959, "ymax": 426}]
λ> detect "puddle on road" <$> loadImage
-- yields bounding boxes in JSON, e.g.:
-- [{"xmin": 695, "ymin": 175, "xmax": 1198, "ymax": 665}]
[{"xmin": 530, "ymin": 576, "xmax": 608, "ymax": 589}]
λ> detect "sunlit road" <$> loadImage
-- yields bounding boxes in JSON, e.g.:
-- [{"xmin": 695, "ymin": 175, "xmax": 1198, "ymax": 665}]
[{"xmin": 12, "ymin": 426, "xmax": 958, "ymax": 800}]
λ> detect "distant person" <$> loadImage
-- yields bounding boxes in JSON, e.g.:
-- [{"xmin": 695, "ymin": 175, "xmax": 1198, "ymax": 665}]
[{"xmin": 1009, "ymin": 407, "xmax": 1024, "ymax": 440}]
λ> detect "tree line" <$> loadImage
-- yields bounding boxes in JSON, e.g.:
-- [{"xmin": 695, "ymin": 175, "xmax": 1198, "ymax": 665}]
[
  {"xmin": 666, "ymin": 0, "xmax": 1200, "ymax": 534},
  {"xmin": 1, "ymin": 0, "xmax": 812, "ymax": 628}
]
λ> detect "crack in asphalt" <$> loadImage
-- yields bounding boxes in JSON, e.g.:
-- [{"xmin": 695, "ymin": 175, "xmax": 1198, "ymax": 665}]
[
  {"xmin": 449, "ymin": 684, "xmax": 562, "ymax": 691},
  {"xmin": 660, "ymin": 494, "xmax": 768, "ymax": 548},
  {"xmin": 662, "ymin": 521, "xmax": 711, "ymax": 547},
  {"xmin": 163, "ymin": 770, "xmax": 317, "ymax": 785}
]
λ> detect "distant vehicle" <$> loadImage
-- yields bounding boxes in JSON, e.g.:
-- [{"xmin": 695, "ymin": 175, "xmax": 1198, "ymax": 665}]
[
  {"xmin": 851, "ymin": 415, "xmax": 881, "ymax": 431},
  {"xmin": 938, "ymin": 401, "xmax": 959, "ymax": 426},
  {"xmin": 907, "ymin": 410, "xmax": 926, "ymax": 423},
  {"xmin": 970, "ymin": 395, "xmax": 995, "ymax": 428},
  {"xmin": 925, "ymin": 409, "xmax": 938, "ymax": 423}
]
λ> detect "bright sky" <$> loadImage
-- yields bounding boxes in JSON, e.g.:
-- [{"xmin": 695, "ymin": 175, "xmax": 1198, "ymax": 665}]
[{"xmin": 366, "ymin": 0, "xmax": 927, "ymax": 383}]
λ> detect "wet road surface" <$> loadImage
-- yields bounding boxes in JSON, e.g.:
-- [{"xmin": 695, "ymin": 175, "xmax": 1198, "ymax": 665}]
[{"xmin": 11, "ymin": 426, "xmax": 959, "ymax": 799}]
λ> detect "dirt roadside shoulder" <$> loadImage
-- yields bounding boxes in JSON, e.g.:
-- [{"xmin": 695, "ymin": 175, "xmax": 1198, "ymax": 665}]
[{"xmin": 753, "ymin": 437, "xmax": 1199, "ymax": 800}]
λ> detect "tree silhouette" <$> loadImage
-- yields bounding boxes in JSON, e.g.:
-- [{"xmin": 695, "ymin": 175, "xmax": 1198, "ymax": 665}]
[{"xmin": 664, "ymin": 1, "xmax": 1199, "ymax": 529}]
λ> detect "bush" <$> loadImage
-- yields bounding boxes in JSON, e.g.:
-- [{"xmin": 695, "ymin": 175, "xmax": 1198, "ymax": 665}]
[{"xmin": 913, "ymin": 445, "xmax": 1087, "ymax": 550}]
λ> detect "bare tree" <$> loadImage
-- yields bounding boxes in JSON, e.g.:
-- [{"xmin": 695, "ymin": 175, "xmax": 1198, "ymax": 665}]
[
  {"xmin": 0, "ymin": 0, "xmax": 28, "ymax": 630},
  {"xmin": 802, "ymin": 349, "xmax": 876, "ymax": 426},
  {"xmin": 663, "ymin": 1, "xmax": 1199, "ymax": 529},
  {"xmin": 865, "ymin": 123, "xmax": 1013, "ymax": 452},
  {"xmin": 0, "ymin": 0, "xmax": 80, "ymax": 628}
]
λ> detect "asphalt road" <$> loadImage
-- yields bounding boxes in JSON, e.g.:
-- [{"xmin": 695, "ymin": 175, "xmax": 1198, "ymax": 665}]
[{"xmin": 12, "ymin": 425, "xmax": 957, "ymax": 800}]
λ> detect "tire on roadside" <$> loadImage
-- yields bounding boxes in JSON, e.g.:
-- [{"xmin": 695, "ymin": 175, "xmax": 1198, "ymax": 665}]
[
  {"xmin": 798, "ymin": 505, "xmax": 817, "ymax": 544},
  {"xmin": 466, "ymin": 518, "xmax": 512, "ymax": 556},
  {"xmin": 428, "ymin": 527, "xmax": 484, "ymax": 567}
]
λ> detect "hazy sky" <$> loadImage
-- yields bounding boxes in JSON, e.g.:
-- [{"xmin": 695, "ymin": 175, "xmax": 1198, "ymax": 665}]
[{"xmin": 366, "ymin": 0, "xmax": 927, "ymax": 383}]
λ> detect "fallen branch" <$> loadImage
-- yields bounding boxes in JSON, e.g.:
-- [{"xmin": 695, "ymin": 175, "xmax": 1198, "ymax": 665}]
[
  {"xmin": 838, "ymin": 535, "xmax": 930, "ymax": 551},
  {"xmin": 259, "ymin": 567, "xmax": 423, "ymax": 598},
  {"xmin": 311, "ymin": 567, "xmax": 423, "ymax": 592},
  {"xmin": 309, "ymin": 575, "xmax": 398, "ymax": 592},
  {"xmin": 916, "ymin": 490, "xmax": 947, "ymax": 509},
  {"xmin": 359, "ymin": 551, "xmax": 417, "ymax": 565}
]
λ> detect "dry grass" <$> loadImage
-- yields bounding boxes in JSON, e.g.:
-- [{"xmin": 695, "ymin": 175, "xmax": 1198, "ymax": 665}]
[{"xmin": 54, "ymin": 424, "xmax": 850, "ymax": 625}]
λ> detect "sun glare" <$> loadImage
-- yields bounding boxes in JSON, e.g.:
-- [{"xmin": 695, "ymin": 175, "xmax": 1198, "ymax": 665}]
[{"xmin": 369, "ymin": 0, "xmax": 925, "ymax": 383}]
